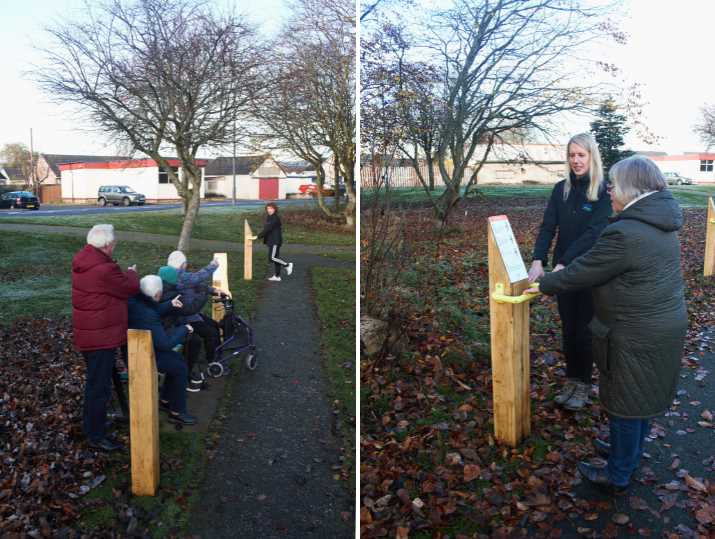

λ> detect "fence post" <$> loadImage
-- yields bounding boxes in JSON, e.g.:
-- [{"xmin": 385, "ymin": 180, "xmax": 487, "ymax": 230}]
[
  {"xmin": 127, "ymin": 329, "xmax": 159, "ymax": 496},
  {"xmin": 244, "ymin": 219, "xmax": 253, "ymax": 281},
  {"xmin": 487, "ymin": 215, "xmax": 534, "ymax": 447},
  {"xmin": 211, "ymin": 252, "xmax": 230, "ymax": 322},
  {"xmin": 705, "ymin": 197, "xmax": 715, "ymax": 277}
]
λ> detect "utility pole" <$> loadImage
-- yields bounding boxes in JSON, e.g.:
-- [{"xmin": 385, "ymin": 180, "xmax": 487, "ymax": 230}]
[
  {"xmin": 232, "ymin": 117, "xmax": 236, "ymax": 207},
  {"xmin": 29, "ymin": 128, "xmax": 35, "ymax": 193}
]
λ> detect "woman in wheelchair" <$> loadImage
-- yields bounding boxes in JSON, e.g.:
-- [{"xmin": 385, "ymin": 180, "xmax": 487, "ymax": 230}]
[{"xmin": 128, "ymin": 275, "xmax": 198, "ymax": 426}]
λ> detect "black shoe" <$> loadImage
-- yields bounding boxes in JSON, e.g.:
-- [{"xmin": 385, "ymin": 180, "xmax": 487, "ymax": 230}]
[
  {"xmin": 159, "ymin": 400, "xmax": 170, "ymax": 412},
  {"xmin": 577, "ymin": 461, "xmax": 628, "ymax": 495},
  {"xmin": 167, "ymin": 412, "xmax": 197, "ymax": 426},
  {"xmin": 593, "ymin": 438, "xmax": 610, "ymax": 458},
  {"xmin": 89, "ymin": 437, "xmax": 124, "ymax": 452}
]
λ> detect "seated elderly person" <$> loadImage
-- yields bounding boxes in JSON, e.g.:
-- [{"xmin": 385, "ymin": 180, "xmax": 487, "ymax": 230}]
[
  {"xmin": 528, "ymin": 155, "xmax": 687, "ymax": 494},
  {"xmin": 128, "ymin": 275, "xmax": 197, "ymax": 425},
  {"xmin": 162, "ymin": 251, "xmax": 226, "ymax": 386}
]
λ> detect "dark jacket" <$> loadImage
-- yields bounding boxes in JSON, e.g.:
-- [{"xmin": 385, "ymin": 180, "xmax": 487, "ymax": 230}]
[
  {"xmin": 532, "ymin": 174, "xmax": 611, "ymax": 267},
  {"xmin": 257, "ymin": 213, "xmax": 283, "ymax": 246},
  {"xmin": 72, "ymin": 245, "xmax": 140, "ymax": 352},
  {"xmin": 128, "ymin": 294, "xmax": 188, "ymax": 352},
  {"xmin": 539, "ymin": 190, "xmax": 687, "ymax": 418}
]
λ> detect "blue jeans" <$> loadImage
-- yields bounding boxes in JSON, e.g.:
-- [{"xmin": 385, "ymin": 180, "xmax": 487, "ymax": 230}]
[
  {"xmin": 156, "ymin": 350, "xmax": 188, "ymax": 414},
  {"xmin": 82, "ymin": 348, "xmax": 117, "ymax": 442},
  {"xmin": 607, "ymin": 415, "xmax": 650, "ymax": 487}
]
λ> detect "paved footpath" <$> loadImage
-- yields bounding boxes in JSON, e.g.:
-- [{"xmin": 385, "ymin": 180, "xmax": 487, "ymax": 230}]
[{"xmin": 188, "ymin": 253, "xmax": 355, "ymax": 539}]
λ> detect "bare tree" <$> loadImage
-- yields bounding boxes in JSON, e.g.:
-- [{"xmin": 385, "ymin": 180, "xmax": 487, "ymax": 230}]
[
  {"xmin": 367, "ymin": 0, "xmax": 623, "ymax": 225},
  {"xmin": 0, "ymin": 143, "xmax": 50, "ymax": 192},
  {"xmin": 34, "ymin": 0, "xmax": 263, "ymax": 250},
  {"xmin": 695, "ymin": 104, "xmax": 715, "ymax": 148},
  {"xmin": 254, "ymin": 0, "xmax": 356, "ymax": 226}
]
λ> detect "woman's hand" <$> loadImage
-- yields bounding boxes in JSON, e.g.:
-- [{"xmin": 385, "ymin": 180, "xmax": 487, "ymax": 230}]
[
  {"xmin": 528, "ymin": 260, "xmax": 545, "ymax": 282},
  {"xmin": 171, "ymin": 295, "xmax": 183, "ymax": 309},
  {"xmin": 215, "ymin": 287, "xmax": 232, "ymax": 298},
  {"xmin": 185, "ymin": 324, "xmax": 194, "ymax": 333},
  {"xmin": 524, "ymin": 282, "xmax": 540, "ymax": 294},
  {"xmin": 552, "ymin": 263, "xmax": 565, "ymax": 272}
]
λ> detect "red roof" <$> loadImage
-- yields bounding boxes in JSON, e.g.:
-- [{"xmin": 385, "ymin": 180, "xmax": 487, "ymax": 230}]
[
  {"xmin": 58, "ymin": 158, "xmax": 208, "ymax": 171},
  {"xmin": 650, "ymin": 153, "xmax": 715, "ymax": 162}
]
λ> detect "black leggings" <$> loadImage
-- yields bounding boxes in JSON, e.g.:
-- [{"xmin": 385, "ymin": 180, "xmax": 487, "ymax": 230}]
[
  {"xmin": 556, "ymin": 290, "xmax": 594, "ymax": 384},
  {"xmin": 186, "ymin": 314, "xmax": 221, "ymax": 367},
  {"xmin": 267, "ymin": 244, "xmax": 289, "ymax": 276}
]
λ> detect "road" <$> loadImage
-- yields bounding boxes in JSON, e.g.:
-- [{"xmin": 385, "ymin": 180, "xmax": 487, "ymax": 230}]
[{"xmin": 0, "ymin": 198, "xmax": 337, "ymax": 218}]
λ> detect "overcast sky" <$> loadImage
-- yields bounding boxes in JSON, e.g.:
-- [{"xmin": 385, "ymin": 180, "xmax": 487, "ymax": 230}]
[{"xmin": 1, "ymin": 0, "xmax": 713, "ymax": 157}]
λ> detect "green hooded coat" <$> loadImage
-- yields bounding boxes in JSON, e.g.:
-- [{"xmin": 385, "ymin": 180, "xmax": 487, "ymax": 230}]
[{"xmin": 539, "ymin": 190, "xmax": 687, "ymax": 418}]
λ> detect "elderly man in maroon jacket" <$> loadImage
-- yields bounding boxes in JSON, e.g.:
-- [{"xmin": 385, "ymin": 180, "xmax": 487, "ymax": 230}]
[{"xmin": 72, "ymin": 224, "xmax": 139, "ymax": 451}]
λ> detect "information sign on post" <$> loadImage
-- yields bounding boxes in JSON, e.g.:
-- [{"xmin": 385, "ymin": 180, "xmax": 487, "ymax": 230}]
[
  {"xmin": 705, "ymin": 197, "xmax": 715, "ymax": 277},
  {"xmin": 487, "ymin": 215, "xmax": 538, "ymax": 447}
]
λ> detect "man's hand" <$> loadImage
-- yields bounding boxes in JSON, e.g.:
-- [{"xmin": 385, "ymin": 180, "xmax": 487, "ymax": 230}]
[
  {"xmin": 552, "ymin": 263, "xmax": 565, "ymax": 273},
  {"xmin": 128, "ymin": 264, "xmax": 137, "ymax": 272},
  {"xmin": 171, "ymin": 295, "xmax": 183, "ymax": 309},
  {"xmin": 211, "ymin": 256, "xmax": 220, "ymax": 267},
  {"xmin": 528, "ymin": 260, "xmax": 544, "ymax": 283},
  {"xmin": 249, "ymin": 235, "xmax": 258, "ymax": 241},
  {"xmin": 185, "ymin": 324, "xmax": 194, "ymax": 333}
]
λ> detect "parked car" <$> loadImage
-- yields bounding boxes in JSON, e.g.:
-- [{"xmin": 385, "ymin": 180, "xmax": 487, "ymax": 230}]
[
  {"xmin": 0, "ymin": 191, "xmax": 40, "ymax": 210},
  {"xmin": 97, "ymin": 185, "xmax": 146, "ymax": 206},
  {"xmin": 663, "ymin": 172, "xmax": 693, "ymax": 186},
  {"xmin": 298, "ymin": 183, "xmax": 335, "ymax": 197}
]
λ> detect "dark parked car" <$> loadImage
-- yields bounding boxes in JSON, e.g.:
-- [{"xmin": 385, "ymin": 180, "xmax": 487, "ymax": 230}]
[
  {"xmin": 97, "ymin": 185, "xmax": 146, "ymax": 206},
  {"xmin": 0, "ymin": 191, "xmax": 40, "ymax": 210},
  {"xmin": 663, "ymin": 172, "xmax": 693, "ymax": 185}
]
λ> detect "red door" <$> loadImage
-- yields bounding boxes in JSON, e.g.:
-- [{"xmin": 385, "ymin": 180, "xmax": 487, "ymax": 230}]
[{"xmin": 258, "ymin": 178, "xmax": 279, "ymax": 200}]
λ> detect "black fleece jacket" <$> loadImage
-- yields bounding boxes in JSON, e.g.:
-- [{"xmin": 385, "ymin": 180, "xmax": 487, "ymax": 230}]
[
  {"xmin": 257, "ymin": 213, "xmax": 283, "ymax": 246},
  {"xmin": 532, "ymin": 174, "xmax": 611, "ymax": 267}
]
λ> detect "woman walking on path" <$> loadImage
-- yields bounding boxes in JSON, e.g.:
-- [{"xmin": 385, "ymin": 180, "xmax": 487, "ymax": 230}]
[
  {"xmin": 528, "ymin": 133, "xmax": 611, "ymax": 411},
  {"xmin": 256, "ymin": 203, "xmax": 294, "ymax": 282},
  {"xmin": 527, "ymin": 155, "xmax": 686, "ymax": 493}
]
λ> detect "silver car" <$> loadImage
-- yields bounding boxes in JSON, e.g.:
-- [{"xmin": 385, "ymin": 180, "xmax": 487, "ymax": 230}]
[
  {"xmin": 97, "ymin": 185, "xmax": 146, "ymax": 206},
  {"xmin": 663, "ymin": 172, "xmax": 693, "ymax": 186}
]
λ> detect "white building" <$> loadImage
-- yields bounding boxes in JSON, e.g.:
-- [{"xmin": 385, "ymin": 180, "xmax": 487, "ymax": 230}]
[
  {"xmin": 204, "ymin": 155, "xmax": 316, "ymax": 200},
  {"xmin": 60, "ymin": 158, "xmax": 207, "ymax": 203},
  {"xmin": 649, "ymin": 152, "xmax": 715, "ymax": 184}
]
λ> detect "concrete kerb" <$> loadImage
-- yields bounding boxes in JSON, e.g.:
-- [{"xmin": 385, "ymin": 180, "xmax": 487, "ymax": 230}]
[{"xmin": 0, "ymin": 223, "xmax": 353, "ymax": 255}]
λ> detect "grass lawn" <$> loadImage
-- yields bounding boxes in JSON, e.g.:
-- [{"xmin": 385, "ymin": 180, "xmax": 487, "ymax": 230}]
[
  {"xmin": 311, "ymin": 266, "xmax": 356, "ymax": 490},
  {"xmin": 0, "ymin": 232, "xmax": 261, "ymax": 325},
  {"xmin": 362, "ymin": 183, "xmax": 715, "ymax": 208},
  {"xmin": 0, "ymin": 205, "xmax": 355, "ymax": 246}
]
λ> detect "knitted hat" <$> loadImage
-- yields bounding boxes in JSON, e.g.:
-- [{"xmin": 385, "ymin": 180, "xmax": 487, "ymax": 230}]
[
  {"xmin": 167, "ymin": 250, "xmax": 187, "ymax": 269},
  {"xmin": 158, "ymin": 265, "xmax": 178, "ymax": 285}
]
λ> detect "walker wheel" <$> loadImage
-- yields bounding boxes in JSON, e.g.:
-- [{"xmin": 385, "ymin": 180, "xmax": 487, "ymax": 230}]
[
  {"xmin": 207, "ymin": 362, "xmax": 224, "ymax": 378},
  {"xmin": 245, "ymin": 353, "xmax": 257, "ymax": 371}
]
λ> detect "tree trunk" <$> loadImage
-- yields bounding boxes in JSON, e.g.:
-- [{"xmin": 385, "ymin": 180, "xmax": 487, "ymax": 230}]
[{"xmin": 177, "ymin": 179, "xmax": 201, "ymax": 251}]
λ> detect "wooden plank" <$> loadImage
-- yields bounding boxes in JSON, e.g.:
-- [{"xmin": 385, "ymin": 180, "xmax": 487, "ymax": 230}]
[
  {"xmin": 211, "ymin": 253, "xmax": 229, "ymax": 322},
  {"xmin": 128, "ymin": 329, "xmax": 159, "ymax": 496},
  {"xmin": 488, "ymin": 218, "xmax": 531, "ymax": 446},
  {"xmin": 244, "ymin": 219, "xmax": 253, "ymax": 281},
  {"xmin": 705, "ymin": 197, "xmax": 715, "ymax": 277}
]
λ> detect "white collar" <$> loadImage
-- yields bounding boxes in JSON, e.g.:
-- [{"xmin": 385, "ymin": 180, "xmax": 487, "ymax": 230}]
[{"xmin": 623, "ymin": 190, "xmax": 657, "ymax": 211}]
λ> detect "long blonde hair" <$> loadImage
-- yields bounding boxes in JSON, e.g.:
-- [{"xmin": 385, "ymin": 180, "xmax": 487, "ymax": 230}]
[{"xmin": 563, "ymin": 133, "xmax": 604, "ymax": 202}]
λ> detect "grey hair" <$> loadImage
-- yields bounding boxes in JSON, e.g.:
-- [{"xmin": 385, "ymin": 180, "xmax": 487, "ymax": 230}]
[
  {"xmin": 609, "ymin": 155, "xmax": 666, "ymax": 206},
  {"xmin": 140, "ymin": 275, "xmax": 163, "ymax": 299},
  {"xmin": 86, "ymin": 224, "xmax": 115, "ymax": 248},
  {"xmin": 563, "ymin": 133, "xmax": 604, "ymax": 202},
  {"xmin": 167, "ymin": 250, "xmax": 187, "ymax": 269}
]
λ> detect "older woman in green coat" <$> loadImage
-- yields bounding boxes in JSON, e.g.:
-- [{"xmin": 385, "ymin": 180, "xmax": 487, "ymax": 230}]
[{"xmin": 529, "ymin": 155, "xmax": 687, "ymax": 493}]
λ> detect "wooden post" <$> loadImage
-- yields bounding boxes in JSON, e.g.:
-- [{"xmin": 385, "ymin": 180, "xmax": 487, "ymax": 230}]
[
  {"xmin": 127, "ymin": 329, "xmax": 159, "ymax": 496},
  {"xmin": 705, "ymin": 197, "xmax": 715, "ymax": 277},
  {"xmin": 211, "ymin": 252, "xmax": 230, "ymax": 322},
  {"xmin": 244, "ymin": 219, "xmax": 254, "ymax": 281},
  {"xmin": 487, "ymin": 216, "xmax": 531, "ymax": 446}
]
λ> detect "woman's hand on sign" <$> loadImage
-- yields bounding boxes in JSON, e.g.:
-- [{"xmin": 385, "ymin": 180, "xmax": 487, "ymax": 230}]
[
  {"xmin": 524, "ymin": 282, "xmax": 540, "ymax": 294},
  {"xmin": 528, "ymin": 260, "xmax": 545, "ymax": 282},
  {"xmin": 171, "ymin": 295, "xmax": 183, "ymax": 309},
  {"xmin": 215, "ymin": 287, "xmax": 232, "ymax": 299}
]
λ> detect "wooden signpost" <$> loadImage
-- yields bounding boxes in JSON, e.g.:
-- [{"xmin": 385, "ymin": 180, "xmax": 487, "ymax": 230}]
[
  {"xmin": 705, "ymin": 197, "xmax": 715, "ymax": 277},
  {"xmin": 211, "ymin": 252, "xmax": 230, "ymax": 322},
  {"xmin": 127, "ymin": 329, "xmax": 159, "ymax": 496},
  {"xmin": 487, "ymin": 215, "xmax": 540, "ymax": 447},
  {"xmin": 244, "ymin": 219, "xmax": 254, "ymax": 281}
]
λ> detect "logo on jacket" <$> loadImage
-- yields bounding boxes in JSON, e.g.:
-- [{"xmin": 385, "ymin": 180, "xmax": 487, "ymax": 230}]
[{"xmin": 581, "ymin": 203, "xmax": 593, "ymax": 212}]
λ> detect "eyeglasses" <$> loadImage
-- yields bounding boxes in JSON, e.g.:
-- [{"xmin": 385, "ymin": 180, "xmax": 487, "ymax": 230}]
[{"xmin": 606, "ymin": 183, "xmax": 614, "ymax": 192}]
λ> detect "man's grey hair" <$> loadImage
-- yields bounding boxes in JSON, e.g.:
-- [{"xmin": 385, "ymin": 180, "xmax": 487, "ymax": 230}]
[
  {"xmin": 609, "ymin": 155, "xmax": 666, "ymax": 206},
  {"xmin": 167, "ymin": 250, "xmax": 187, "ymax": 269},
  {"xmin": 140, "ymin": 275, "xmax": 163, "ymax": 299},
  {"xmin": 87, "ymin": 224, "xmax": 115, "ymax": 249}
]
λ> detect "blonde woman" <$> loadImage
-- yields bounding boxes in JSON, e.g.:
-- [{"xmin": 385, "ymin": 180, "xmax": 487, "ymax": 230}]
[{"xmin": 528, "ymin": 133, "xmax": 611, "ymax": 410}]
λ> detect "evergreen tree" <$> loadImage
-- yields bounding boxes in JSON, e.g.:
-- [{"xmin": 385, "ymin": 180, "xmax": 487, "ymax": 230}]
[{"xmin": 590, "ymin": 98, "xmax": 634, "ymax": 175}]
